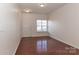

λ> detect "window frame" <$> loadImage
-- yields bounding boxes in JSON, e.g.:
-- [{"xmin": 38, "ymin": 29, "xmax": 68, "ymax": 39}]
[{"xmin": 36, "ymin": 19, "xmax": 48, "ymax": 32}]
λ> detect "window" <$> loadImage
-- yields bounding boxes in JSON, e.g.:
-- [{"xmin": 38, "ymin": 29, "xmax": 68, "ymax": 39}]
[{"xmin": 36, "ymin": 20, "xmax": 47, "ymax": 32}]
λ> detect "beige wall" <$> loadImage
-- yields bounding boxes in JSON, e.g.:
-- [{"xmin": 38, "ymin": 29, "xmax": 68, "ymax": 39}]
[
  {"xmin": 0, "ymin": 3, "xmax": 22, "ymax": 54},
  {"xmin": 22, "ymin": 13, "xmax": 48, "ymax": 37},
  {"xmin": 48, "ymin": 4, "xmax": 79, "ymax": 49}
]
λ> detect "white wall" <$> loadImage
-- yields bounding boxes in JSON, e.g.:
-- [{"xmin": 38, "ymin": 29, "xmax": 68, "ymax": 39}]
[
  {"xmin": 0, "ymin": 3, "xmax": 22, "ymax": 54},
  {"xmin": 22, "ymin": 13, "xmax": 48, "ymax": 37},
  {"xmin": 48, "ymin": 4, "xmax": 79, "ymax": 49}
]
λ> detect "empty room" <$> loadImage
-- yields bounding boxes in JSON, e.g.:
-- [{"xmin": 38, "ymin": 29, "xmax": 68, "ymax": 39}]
[{"xmin": 0, "ymin": 3, "xmax": 79, "ymax": 55}]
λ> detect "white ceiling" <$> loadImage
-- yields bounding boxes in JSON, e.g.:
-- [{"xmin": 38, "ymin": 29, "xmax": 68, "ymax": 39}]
[{"xmin": 19, "ymin": 3, "xmax": 66, "ymax": 14}]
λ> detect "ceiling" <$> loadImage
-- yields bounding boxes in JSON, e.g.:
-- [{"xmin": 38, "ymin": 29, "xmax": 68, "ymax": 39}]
[{"xmin": 19, "ymin": 3, "xmax": 66, "ymax": 14}]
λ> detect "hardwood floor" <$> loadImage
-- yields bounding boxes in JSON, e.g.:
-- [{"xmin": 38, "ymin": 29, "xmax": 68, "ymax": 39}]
[{"xmin": 16, "ymin": 36, "xmax": 79, "ymax": 55}]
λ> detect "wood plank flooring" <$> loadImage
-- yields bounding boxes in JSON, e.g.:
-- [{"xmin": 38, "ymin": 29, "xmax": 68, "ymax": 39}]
[{"xmin": 16, "ymin": 36, "xmax": 79, "ymax": 55}]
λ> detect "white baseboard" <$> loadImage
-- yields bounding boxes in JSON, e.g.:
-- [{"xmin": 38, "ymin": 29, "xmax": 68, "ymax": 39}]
[
  {"xmin": 49, "ymin": 33, "xmax": 79, "ymax": 49},
  {"xmin": 13, "ymin": 38, "xmax": 21, "ymax": 55}
]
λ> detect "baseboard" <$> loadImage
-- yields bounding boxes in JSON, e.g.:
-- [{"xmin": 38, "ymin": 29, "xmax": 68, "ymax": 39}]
[
  {"xmin": 22, "ymin": 35, "xmax": 49, "ymax": 38},
  {"xmin": 13, "ymin": 38, "xmax": 21, "ymax": 55},
  {"xmin": 22, "ymin": 36, "xmax": 49, "ymax": 39},
  {"xmin": 49, "ymin": 33, "xmax": 79, "ymax": 49}
]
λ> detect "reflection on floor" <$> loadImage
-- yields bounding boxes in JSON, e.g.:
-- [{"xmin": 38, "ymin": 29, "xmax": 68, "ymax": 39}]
[
  {"xmin": 16, "ymin": 36, "xmax": 79, "ymax": 55},
  {"xmin": 36, "ymin": 40, "xmax": 47, "ymax": 53}
]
